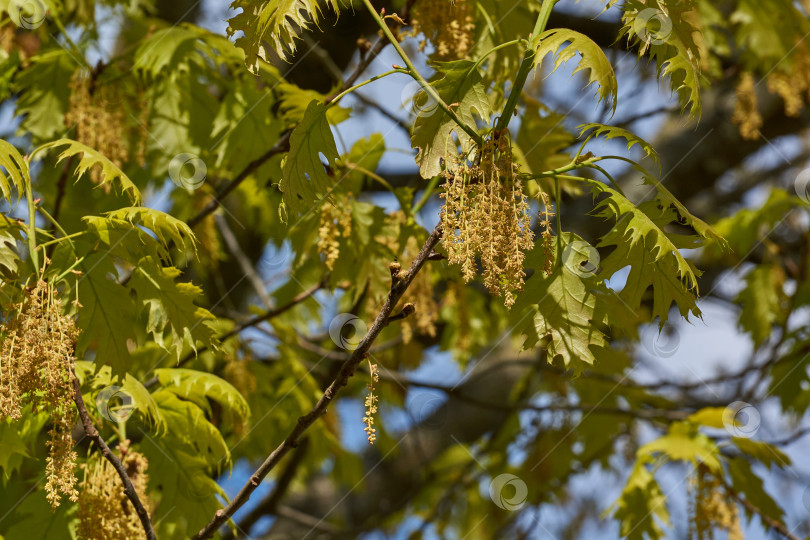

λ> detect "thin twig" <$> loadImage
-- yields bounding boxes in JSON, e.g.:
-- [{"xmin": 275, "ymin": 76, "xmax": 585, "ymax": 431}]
[
  {"xmin": 380, "ymin": 373, "xmax": 688, "ymax": 421},
  {"xmin": 354, "ymin": 91, "xmax": 411, "ymax": 135},
  {"xmin": 70, "ymin": 369, "xmax": 156, "ymax": 540},
  {"xmin": 214, "ymin": 213, "xmax": 273, "ymax": 308},
  {"xmin": 193, "ymin": 224, "xmax": 443, "ymax": 539},
  {"xmin": 225, "ymin": 438, "xmax": 311, "ymax": 540},
  {"xmin": 720, "ymin": 476, "xmax": 801, "ymax": 540},
  {"xmin": 187, "ymin": 136, "xmax": 291, "ymax": 229}
]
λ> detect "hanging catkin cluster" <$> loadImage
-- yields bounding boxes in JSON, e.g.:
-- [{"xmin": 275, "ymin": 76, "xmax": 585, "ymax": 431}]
[
  {"xmin": 400, "ymin": 244, "xmax": 438, "ymax": 344},
  {"xmin": 410, "ymin": 0, "xmax": 475, "ymax": 61},
  {"xmin": 362, "ymin": 361, "xmax": 379, "ymax": 444},
  {"xmin": 77, "ymin": 440, "xmax": 152, "ymax": 540},
  {"xmin": 440, "ymin": 134, "xmax": 535, "ymax": 308},
  {"xmin": 391, "ymin": 225, "xmax": 438, "ymax": 345},
  {"xmin": 65, "ymin": 72, "xmax": 148, "ymax": 181},
  {"xmin": 766, "ymin": 44, "xmax": 810, "ymax": 118},
  {"xmin": 688, "ymin": 469, "xmax": 743, "ymax": 540},
  {"xmin": 733, "ymin": 45, "xmax": 810, "ymax": 140},
  {"xmin": 317, "ymin": 195, "xmax": 353, "ymax": 271},
  {"xmin": 0, "ymin": 281, "xmax": 79, "ymax": 509},
  {"xmin": 731, "ymin": 72, "xmax": 762, "ymax": 140}
]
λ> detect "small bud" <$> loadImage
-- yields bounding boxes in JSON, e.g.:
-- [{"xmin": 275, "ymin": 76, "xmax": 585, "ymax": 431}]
[{"xmin": 389, "ymin": 260, "xmax": 402, "ymax": 281}]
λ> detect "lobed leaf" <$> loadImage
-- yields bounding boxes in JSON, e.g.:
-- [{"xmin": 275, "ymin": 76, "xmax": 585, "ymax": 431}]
[
  {"xmin": 579, "ymin": 123, "xmax": 660, "ymax": 168},
  {"xmin": 129, "ymin": 257, "xmax": 218, "ymax": 362},
  {"xmin": 280, "ymin": 100, "xmax": 341, "ymax": 215},
  {"xmin": 105, "ymin": 206, "xmax": 197, "ymax": 255},
  {"xmin": 588, "ymin": 180, "xmax": 707, "ymax": 325},
  {"xmin": 0, "ymin": 213, "xmax": 22, "ymax": 275},
  {"xmin": 33, "ymin": 139, "xmax": 142, "ymax": 204},
  {"xmin": 153, "ymin": 368, "xmax": 250, "ymax": 419},
  {"xmin": 533, "ymin": 28, "xmax": 618, "ymax": 114},
  {"xmin": 411, "ymin": 60, "xmax": 490, "ymax": 179},
  {"xmin": 74, "ymin": 361, "xmax": 165, "ymax": 431},
  {"xmin": 228, "ymin": 0, "xmax": 342, "ymax": 71},
  {"xmin": 0, "ymin": 139, "xmax": 28, "ymax": 201},
  {"xmin": 613, "ymin": 0, "xmax": 704, "ymax": 117},
  {"xmin": 511, "ymin": 233, "xmax": 636, "ymax": 373}
]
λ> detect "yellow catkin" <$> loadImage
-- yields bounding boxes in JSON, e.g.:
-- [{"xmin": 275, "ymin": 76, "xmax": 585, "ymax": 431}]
[
  {"xmin": 0, "ymin": 27, "xmax": 14, "ymax": 54},
  {"xmin": 689, "ymin": 468, "xmax": 743, "ymax": 540},
  {"xmin": 539, "ymin": 191, "xmax": 555, "ymax": 276},
  {"xmin": 440, "ymin": 134, "xmax": 538, "ymax": 308},
  {"xmin": 410, "ymin": 0, "xmax": 475, "ymax": 61},
  {"xmin": 77, "ymin": 440, "xmax": 152, "ymax": 540},
  {"xmin": 732, "ymin": 72, "xmax": 763, "ymax": 140},
  {"xmin": 362, "ymin": 361, "xmax": 380, "ymax": 444},
  {"xmin": 399, "ymin": 236, "xmax": 438, "ymax": 344},
  {"xmin": 766, "ymin": 45, "xmax": 810, "ymax": 118},
  {"xmin": 64, "ymin": 72, "xmax": 131, "ymax": 185},
  {"xmin": 317, "ymin": 196, "xmax": 353, "ymax": 271},
  {"xmin": 0, "ymin": 281, "xmax": 79, "ymax": 509}
]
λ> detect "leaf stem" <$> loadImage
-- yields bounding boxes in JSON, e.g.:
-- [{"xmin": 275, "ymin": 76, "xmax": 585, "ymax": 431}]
[
  {"xmin": 554, "ymin": 176, "xmax": 562, "ymax": 262},
  {"xmin": 494, "ymin": 0, "xmax": 558, "ymax": 132},
  {"xmin": 53, "ymin": 255, "xmax": 86, "ymax": 283},
  {"xmin": 37, "ymin": 206, "xmax": 76, "ymax": 249},
  {"xmin": 412, "ymin": 174, "xmax": 441, "ymax": 215},
  {"xmin": 23, "ymin": 159, "xmax": 39, "ymax": 276},
  {"xmin": 530, "ymin": 155, "xmax": 605, "ymax": 178},
  {"xmin": 360, "ymin": 0, "xmax": 482, "ymax": 145},
  {"xmin": 328, "ymin": 68, "xmax": 409, "ymax": 107},
  {"xmin": 50, "ymin": 15, "xmax": 90, "ymax": 69},
  {"xmin": 37, "ymin": 231, "xmax": 86, "ymax": 250},
  {"xmin": 585, "ymin": 163, "xmax": 626, "ymax": 196},
  {"xmin": 471, "ymin": 39, "xmax": 522, "ymax": 72}
]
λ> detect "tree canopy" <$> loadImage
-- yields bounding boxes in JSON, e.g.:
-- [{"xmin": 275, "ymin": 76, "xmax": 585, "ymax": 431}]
[{"xmin": 0, "ymin": 0, "xmax": 809, "ymax": 538}]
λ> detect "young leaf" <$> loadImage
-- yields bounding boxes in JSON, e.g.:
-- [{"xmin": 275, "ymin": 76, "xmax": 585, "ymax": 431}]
[
  {"xmin": 134, "ymin": 24, "xmax": 208, "ymax": 77},
  {"xmin": 0, "ymin": 422, "xmax": 30, "ymax": 481},
  {"xmin": 727, "ymin": 457, "xmax": 786, "ymax": 528},
  {"xmin": 74, "ymin": 361, "xmax": 165, "ymax": 431},
  {"xmin": 705, "ymin": 188, "xmax": 798, "ymax": 257},
  {"xmin": 129, "ymin": 257, "xmax": 217, "ymax": 362},
  {"xmin": 71, "ymin": 251, "xmax": 140, "ymax": 377},
  {"xmin": 579, "ymin": 123, "xmax": 660, "ymax": 168},
  {"xmin": 511, "ymin": 233, "xmax": 634, "ymax": 374},
  {"xmin": 153, "ymin": 369, "xmax": 250, "ymax": 419},
  {"xmin": 533, "ymin": 28, "xmax": 618, "ymax": 113},
  {"xmin": 280, "ymin": 100, "xmax": 340, "ymax": 215},
  {"xmin": 228, "ymin": 0, "xmax": 342, "ymax": 70},
  {"xmin": 33, "ymin": 139, "xmax": 142, "ymax": 204},
  {"xmin": 411, "ymin": 60, "xmax": 490, "ymax": 178},
  {"xmin": 615, "ymin": 0, "xmax": 704, "ymax": 117},
  {"xmin": 735, "ymin": 264, "xmax": 786, "ymax": 347},
  {"xmin": 589, "ymin": 180, "xmax": 703, "ymax": 325},
  {"xmin": 731, "ymin": 438, "xmax": 791, "ymax": 470},
  {"xmin": 644, "ymin": 177, "xmax": 728, "ymax": 249},
  {"xmin": 638, "ymin": 421, "xmax": 722, "ymax": 472},
  {"xmin": 0, "ymin": 139, "xmax": 28, "ymax": 201},
  {"xmin": 141, "ymin": 390, "xmax": 232, "ymax": 536},
  {"xmin": 105, "ymin": 207, "xmax": 197, "ymax": 255},
  {"xmin": 0, "ymin": 213, "xmax": 22, "ymax": 275},
  {"xmin": 609, "ymin": 460, "xmax": 670, "ymax": 540},
  {"xmin": 11, "ymin": 49, "xmax": 74, "ymax": 141}
]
